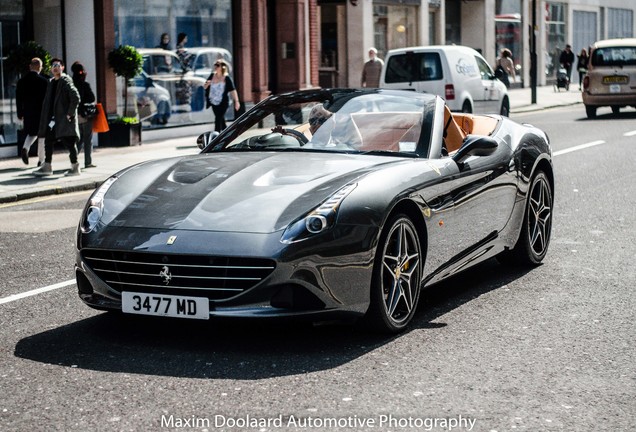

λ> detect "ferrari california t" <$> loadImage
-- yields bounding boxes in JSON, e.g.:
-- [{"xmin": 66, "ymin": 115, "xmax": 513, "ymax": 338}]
[{"xmin": 76, "ymin": 89, "xmax": 553, "ymax": 333}]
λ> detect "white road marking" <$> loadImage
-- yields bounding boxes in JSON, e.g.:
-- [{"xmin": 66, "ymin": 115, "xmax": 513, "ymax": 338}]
[
  {"xmin": 624, "ymin": 130, "xmax": 636, "ymax": 137},
  {"xmin": 553, "ymin": 140, "xmax": 605, "ymax": 157},
  {"xmin": 0, "ymin": 279, "xmax": 75, "ymax": 305}
]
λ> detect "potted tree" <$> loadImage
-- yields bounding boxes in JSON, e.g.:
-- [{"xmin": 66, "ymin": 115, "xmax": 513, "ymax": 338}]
[{"xmin": 105, "ymin": 45, "xmax": 143, "ymax": 146}]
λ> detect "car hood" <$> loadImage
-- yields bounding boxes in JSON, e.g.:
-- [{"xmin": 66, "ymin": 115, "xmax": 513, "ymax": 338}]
[{"xmin": 103, "ymin": 152, "xmax": 404, "ymax": 233}]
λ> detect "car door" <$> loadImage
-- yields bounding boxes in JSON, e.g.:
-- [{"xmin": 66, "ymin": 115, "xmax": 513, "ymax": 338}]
[
  {"xmin": 423, "ymin": 139, "xmax": 517, "ymax": 283},
  {"xmin": 475, "ymin": 55, "xmax": 502, "ymax": 113}
]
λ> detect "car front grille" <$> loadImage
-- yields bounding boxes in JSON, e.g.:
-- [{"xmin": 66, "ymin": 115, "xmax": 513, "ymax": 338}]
[{"xmin": 81, "ymin": 249, "xmax": 276, "ymax": 301}]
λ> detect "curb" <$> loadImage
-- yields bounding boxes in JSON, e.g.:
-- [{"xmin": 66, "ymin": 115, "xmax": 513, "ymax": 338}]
[{"xmin": 0, "ymin": 180, "xmax": 105, "ymax": 204}]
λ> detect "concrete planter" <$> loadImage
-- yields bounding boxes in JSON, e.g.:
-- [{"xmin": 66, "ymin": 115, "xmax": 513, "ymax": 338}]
[{"xmin": 98, "ymin": 122, "xmax": 141, "ymax": 147}]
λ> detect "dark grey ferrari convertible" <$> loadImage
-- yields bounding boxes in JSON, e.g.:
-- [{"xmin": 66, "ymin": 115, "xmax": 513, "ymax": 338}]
[{"xmin": 76, "ymin": 89, "xmax": 553, "ymax": 333}]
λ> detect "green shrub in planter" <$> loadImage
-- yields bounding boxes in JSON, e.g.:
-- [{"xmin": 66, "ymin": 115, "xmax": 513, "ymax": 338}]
[{"xmin": 107, "ymin": 45, "xmax": 143, "ymax": 117}]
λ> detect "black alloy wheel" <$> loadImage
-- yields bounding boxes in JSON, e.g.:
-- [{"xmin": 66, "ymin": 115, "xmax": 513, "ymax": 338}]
[
  {"xmin": 498, "ymin": 171, "xmax": 553, "ymax": 265},
  {"xmin": 365, "ymin": 214, "xmax": 423, "ymax": 333}
]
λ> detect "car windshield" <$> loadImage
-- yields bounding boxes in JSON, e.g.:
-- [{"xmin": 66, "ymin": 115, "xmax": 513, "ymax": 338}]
[
  {"xmin": 591, "ymin": 46, "xmax": 636, "ymax": 67},
  {"xmin": 206, "ymin": 89, "xmax": 435, "ymax": 156}
]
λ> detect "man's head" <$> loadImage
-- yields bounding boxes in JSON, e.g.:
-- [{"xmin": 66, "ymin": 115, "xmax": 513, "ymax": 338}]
[
  {"xmin": 368, "ymin": 47, "xmax": 378, "ymax": 60},
  {"xmin": 29, "ymin": 57, "xmax": 43, "ymax": 73},
  {"xmin": 308, "ymin": 104, "xmax": 333, "ymax": 134},
  {"xmin": 51, "ymin": 58, "xmax": 65, "ymax": 78},
  {"xmin": 565, "ymin": 44, "xmax": 572, "ymax": 51}
]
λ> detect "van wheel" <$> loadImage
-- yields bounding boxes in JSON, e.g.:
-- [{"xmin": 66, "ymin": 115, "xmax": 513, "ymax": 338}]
[
  {"xmin": 500, "ymin": 97, "xmax": 510, "ymax": 117},
  {"xmin": 461, "ymin": 101, "xmax": 472, "ymax": 113},
  {"xmin": 585, "ymin": 105, "xmax": 597, "ymax": 119}
]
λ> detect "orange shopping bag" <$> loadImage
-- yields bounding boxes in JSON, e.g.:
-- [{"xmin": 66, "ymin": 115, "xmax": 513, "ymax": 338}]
[{"xmin": 92, "ymin": 103, "xmax": 110, "ymax": 133}]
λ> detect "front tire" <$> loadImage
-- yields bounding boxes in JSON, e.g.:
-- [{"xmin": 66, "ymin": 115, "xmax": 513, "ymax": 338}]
[
  {"xmin": 498, "ymin": 171, "xmax": 553, "ymax": 266},
  {"xmin": 364, "ymin": 215, "xmax": 423, "ymax": 333}
]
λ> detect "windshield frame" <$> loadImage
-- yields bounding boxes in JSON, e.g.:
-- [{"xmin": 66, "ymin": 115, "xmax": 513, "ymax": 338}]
[{"xmin": 202, "ymin": 88, "xmax": 438, "ymax": 158}]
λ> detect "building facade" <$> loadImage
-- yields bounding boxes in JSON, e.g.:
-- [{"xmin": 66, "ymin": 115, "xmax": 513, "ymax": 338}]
[{"xmin": 0, "ymin": 0, "xmax": 634, "ymax": 155}]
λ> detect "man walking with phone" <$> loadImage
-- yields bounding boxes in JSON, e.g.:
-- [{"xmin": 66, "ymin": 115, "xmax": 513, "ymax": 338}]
[{"xmin": 33, "ymin": 58, "xmax": 81, "ymax": 177}]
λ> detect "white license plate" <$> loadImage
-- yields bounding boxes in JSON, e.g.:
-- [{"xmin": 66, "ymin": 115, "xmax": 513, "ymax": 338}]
[
  {"xmin": 122, "ymin": 292, "xmax": 209, "ymax": 320},
  {"xmin": 609, "ymin": 84, "xmax": 621, "ymax": 93}
]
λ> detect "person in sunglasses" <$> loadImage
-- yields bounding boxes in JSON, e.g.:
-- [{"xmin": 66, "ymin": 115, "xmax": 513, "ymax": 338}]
[
  {"xmin": 203, "ymin": 60, "xmax": 240, "ymax": 132},
  {"xmin": 33, "ymin": 58, "xmax": 81, "ymax": 177}
]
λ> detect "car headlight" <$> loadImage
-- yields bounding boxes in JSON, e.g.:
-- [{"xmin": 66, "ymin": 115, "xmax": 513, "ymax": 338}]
[
  {"xmin": 281, "ymin": 183, "xmax": 357, "ymax": 244},
  {"xmin": 80, "ymin": 176, "xmax": 118, "ymax": 233}
]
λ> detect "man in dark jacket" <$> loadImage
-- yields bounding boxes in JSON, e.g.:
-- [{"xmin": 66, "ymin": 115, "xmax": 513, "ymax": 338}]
[
  {"xmin": 33, "ymin": 58, "xmax": 81, "ymax": 177},
  {"xmin": 16, "ymin": 58, "xmax": 48, "ymax": 165},
  {"xmin": 559, "ymin": 44, "xmax": 575, "ymax": 83}
]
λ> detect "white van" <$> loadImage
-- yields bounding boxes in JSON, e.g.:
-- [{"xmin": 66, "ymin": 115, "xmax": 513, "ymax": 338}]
[{"xmin": 380, "ymin": 45, "xmax": 510, "ymax": 116}]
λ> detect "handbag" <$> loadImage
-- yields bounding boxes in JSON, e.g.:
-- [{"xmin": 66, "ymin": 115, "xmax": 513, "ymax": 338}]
[
  {"xmin": 79, "ymin": 102, "xmax": 97, "ymax": 119},
  {"xmin": 92, "ymin": 103, "xmax": 109, "ymax": 133},
  {"xmin": 495, "ymin": 64, "xmax": 507, "ymax": 80}
]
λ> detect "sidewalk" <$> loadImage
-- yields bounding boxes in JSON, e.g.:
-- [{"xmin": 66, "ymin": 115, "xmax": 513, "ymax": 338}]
[{"xmin": 0, "ymin": 85, "xmax": 582, "ymax": 204}]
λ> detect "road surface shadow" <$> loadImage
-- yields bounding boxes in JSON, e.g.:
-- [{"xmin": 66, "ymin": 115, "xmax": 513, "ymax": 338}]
[{"xmin": 14, "ymin": 258, "xmax": 532, "ymax": 379}]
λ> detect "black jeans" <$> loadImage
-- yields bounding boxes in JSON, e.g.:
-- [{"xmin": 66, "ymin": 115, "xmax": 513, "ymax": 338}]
[
  {"xmin": 212, "ymin": 103, "xmax": 228, "ymax": 132},
  {"xmin": 44, "ymin": 129, "xmax": 78, "ymax": 164}
]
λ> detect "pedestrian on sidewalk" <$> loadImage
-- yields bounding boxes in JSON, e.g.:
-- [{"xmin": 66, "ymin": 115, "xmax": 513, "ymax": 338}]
[
  {"xmin": 16, "ymin": 57, "xmax": 48, "ymax": 166},
  {"xmin": 577, "ymin": 48, "xmax": 589, "ymax": 90},
  {"xmin": 204, "ymin": 59, "xmax": 240, "ymax": 132},
  {"xmin": 71, "ymin": 61, "xmax": 97, "ymax": 168},
  {"xmin": 33, "ymin": 58, "xmax": 81, "ymax": 177},
  {"xmin": 495, "ymin": 48, "xmax": 516, "ymax": 88},
  {"xmin": 361, "ymin": 47, "xmax": 384, "ymax": 88},
  {"xmin": 559, "ymin": 44, "xmax": 575, "ymax": 83}
]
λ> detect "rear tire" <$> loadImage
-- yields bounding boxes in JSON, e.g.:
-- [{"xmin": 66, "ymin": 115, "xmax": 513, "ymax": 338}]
[
  {"xmin": 500, "ymin": 97, "xmax": 510, "ymax": 116},
  {"xmin": 364, "ymin": 214, "xmax": 423, "ymax": 333},
  {"xmin": 497, "ymin": 171, "xmax": 553, "ymax": 266},
  {"xmin": 461, "ymin": 100, "xmax": 472, "ymax": 113},
  {"xmin": 585, "ymin": 105, "xmax": 597, "ymax": 119}
]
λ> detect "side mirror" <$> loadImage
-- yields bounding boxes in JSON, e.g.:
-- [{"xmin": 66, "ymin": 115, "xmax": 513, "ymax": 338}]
[
  {"xmin": 452, "ymin": 135, "xmax": 498, "ymax": 165},
  {"xmin": 196, "ymin": 131, "xmax": 220, "ymax": 149}
]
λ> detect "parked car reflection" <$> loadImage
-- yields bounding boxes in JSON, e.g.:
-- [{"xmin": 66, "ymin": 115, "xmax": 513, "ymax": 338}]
[
  {"xmin": 187, "ymin": 47, "xmax": 233, "ymax": 79},
  {"xmin": 130, "ymin": 48, "xmax": 207, "ymax": 126}
]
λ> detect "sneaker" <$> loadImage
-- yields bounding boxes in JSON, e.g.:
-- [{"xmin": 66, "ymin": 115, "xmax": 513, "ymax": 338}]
[
  {"xmin": 33, "ymin": 162, "xmax": 53, "ymax": 176},
  {"xmin": 84, "ymin": 163, "xmax": 97, "ymax": 169},
  {"xmin": 64, "ymin": 163, "xmax": 81, "ymax": 176},
  {"xmin": 21, "ymin": 148, "xmax": 29, "ymax": 165}
]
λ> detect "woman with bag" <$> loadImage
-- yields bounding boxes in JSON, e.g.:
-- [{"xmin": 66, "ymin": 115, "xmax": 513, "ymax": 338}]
[
  {"xmin": 71, "ymin": 61, "xmax": 97, "ymax": 168},
  {"xmin": 495, "ymin": 48, "xmax": 515, "ymax": 88},
  {"xmin": 204, "ymin": 59, "xmax": 240, "ymax": 132}
]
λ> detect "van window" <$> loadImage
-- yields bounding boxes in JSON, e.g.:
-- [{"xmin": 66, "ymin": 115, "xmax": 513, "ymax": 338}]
[
  {"xmin": 385, "ymin": 52, "xmax": 443, "ymax": 83},
  {"xmin": 591, "ymin": 46, "xmax": 636, "ymax": 67}
]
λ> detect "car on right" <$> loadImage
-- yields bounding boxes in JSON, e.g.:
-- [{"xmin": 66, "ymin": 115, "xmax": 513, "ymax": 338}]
[{"xmin": 582, "ymin": 38, "xmax": 636, "ymax": 119}]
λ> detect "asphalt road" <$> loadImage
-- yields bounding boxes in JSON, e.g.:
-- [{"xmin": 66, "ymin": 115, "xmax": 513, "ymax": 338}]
[{"xmin": 1, "ymin": 105, "xmax": 635, "ymax": 431}]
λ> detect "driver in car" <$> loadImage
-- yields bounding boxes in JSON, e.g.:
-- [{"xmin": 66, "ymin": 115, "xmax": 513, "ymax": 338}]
[{"xmin": 271, "ymin": 104, "xmax": 334, "ymax": 145}]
